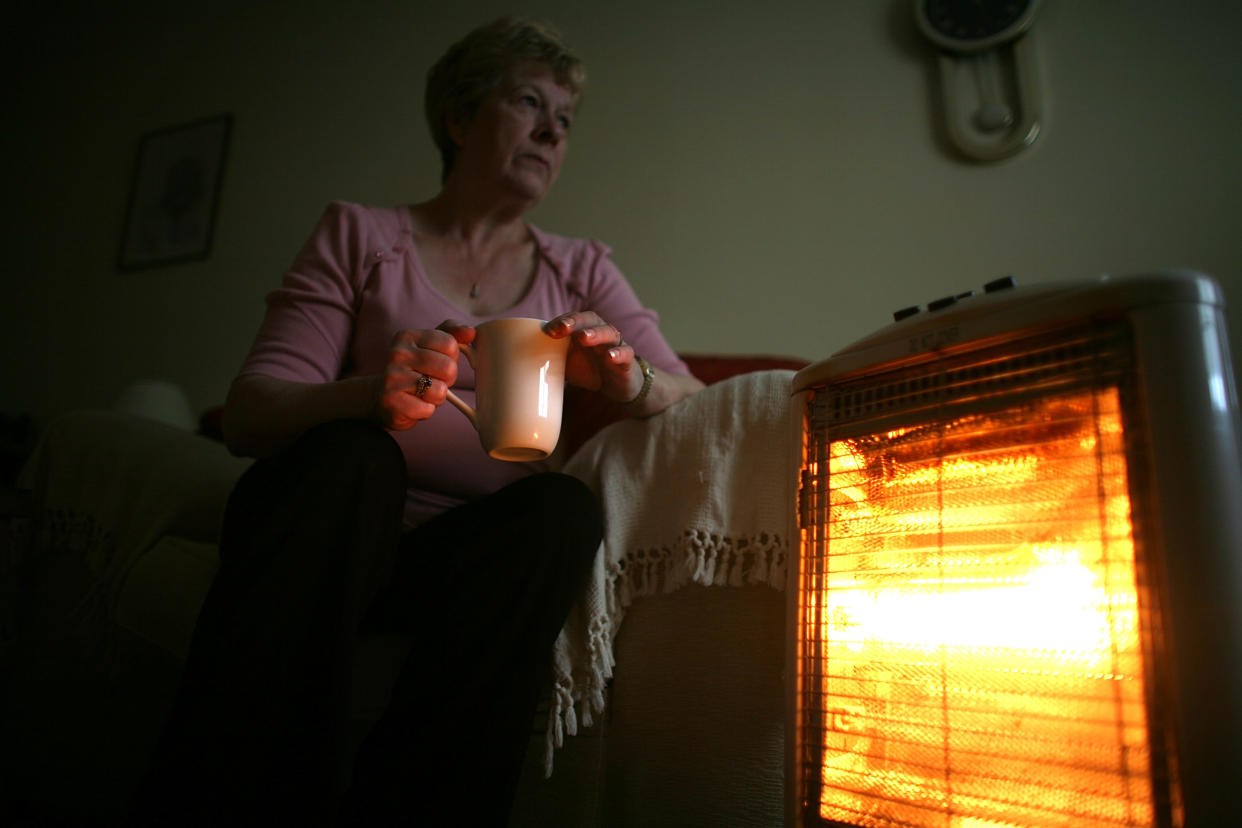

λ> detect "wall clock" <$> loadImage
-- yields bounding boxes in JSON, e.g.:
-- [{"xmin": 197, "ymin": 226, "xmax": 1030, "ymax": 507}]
[{"xmin": 914, "ymin": 0, "xmax": 1044, "ymax": 162}]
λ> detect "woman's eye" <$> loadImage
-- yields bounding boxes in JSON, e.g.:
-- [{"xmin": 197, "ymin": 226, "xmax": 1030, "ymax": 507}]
[
  {"xmin": 557, "ymin": 115, "xmax": 572, "ymax": 130},
  {"xmin": 519, "ymin": 94, "xmax": 539, "ymax": 107}
]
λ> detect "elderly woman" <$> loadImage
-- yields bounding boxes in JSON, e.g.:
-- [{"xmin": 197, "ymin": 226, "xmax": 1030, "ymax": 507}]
[{"xmin": 131, "ymin": 17, "xmax": 702, "ymax": 828}]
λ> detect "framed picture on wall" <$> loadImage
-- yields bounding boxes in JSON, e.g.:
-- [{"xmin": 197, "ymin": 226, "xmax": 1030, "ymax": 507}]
[{"xmin": 118, "ymin": 114, "xmax": 232, "ymax": 271}]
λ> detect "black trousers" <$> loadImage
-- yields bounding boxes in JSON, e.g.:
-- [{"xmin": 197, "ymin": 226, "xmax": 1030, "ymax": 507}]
[{"xmin": 130, "ymin": 420, "xmax": 602, "ymax": 827}]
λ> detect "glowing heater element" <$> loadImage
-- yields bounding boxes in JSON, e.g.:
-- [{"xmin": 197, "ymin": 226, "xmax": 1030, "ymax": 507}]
[{"xmin": 804, "ymin": 388, "xmax": 1159, "ymax": 827}]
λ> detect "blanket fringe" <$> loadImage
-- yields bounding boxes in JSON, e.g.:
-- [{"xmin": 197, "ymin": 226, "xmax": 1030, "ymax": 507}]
[{"xmin": 544, "ymin": 528, "xmax": 786, "ymax": 776}]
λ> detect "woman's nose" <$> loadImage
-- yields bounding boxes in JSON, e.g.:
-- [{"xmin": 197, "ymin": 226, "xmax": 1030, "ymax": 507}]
[{"xmin": 534, "ymin": 112, "xmax": 565, "ymax": 144}]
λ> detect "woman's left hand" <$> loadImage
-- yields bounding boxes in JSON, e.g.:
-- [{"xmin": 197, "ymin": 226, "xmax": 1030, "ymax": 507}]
[{"xmin": 543, "ymin": 311, "xmax": 641, "ymax": 403}]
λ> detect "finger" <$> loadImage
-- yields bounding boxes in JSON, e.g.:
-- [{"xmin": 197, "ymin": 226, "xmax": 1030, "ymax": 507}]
[
  {"xmin": 578, "ymin": 321, "xmax": 622, "ymax": 348},
  {"xmin": 388, "ymin": 330, "xmax": 460, "ymax": 381},
  {"xmin": 437, "ymin": 319, "xmax": 476, "ymax": 345},
  {"xmin": 603, "ymin": 347, "xmax": 645, "ymax": 401},
  {"xmin": 387, "ymin": 347, "xmax": 458, "ymax": 384},
  {"xmin": 385, "ymin": 365, "xmax": 449, "ymax": 404},
  {"xmin": 380, "ymin": 387, "xmax": 434, "ymax": 430},
  {"xmin": 549, "ymin": 312, "xmax": 623, "ymax": 348},
  {"xmin": 413, "ymin": 372, "xmax": 434, "ymax": 400},
  {"xmin": 544, "ymin": 311, "xmax": 606, "ymax": 339},
  {"xmin": 606, "ymin": 340, "xmax": 635, "ymax": 364},
  {"xmin": 392, "ymin": 327, "xmax": 461, "ymax": 358},
  {"xmin": 543, "ymin": 313, "xmax": 574, "ymax": 337}
]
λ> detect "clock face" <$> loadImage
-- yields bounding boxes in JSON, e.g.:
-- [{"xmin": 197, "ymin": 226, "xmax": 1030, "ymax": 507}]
[{"xmin": 917, "ymin": 0, "xmax": 1038, "ymax": 51}]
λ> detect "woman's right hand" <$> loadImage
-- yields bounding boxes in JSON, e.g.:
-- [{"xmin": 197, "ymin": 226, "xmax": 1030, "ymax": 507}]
[{"xmin": 378, "ymin": 320, "xmax": 474, "ymax": 430}]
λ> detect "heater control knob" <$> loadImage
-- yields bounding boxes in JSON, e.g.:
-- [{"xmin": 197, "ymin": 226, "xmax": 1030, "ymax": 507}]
[
  {"xmin": 893, "ymin": 305, "xmax": 921, "ymax": 321},
  {"xmin": 928, "ymin": 295, "xmax": 958, "ymax": 311},
  {"xmin": 985, "ymin": 275, "xmax": 1017, "ymax": 292}
]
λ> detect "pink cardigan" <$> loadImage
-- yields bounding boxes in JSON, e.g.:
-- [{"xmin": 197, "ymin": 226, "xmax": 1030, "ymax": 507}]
[{"xmin": 239, "ymin": 201, "xmax": 690, "ymax": 527}]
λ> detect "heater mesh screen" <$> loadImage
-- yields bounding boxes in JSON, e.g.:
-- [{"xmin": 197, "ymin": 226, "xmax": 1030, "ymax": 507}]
[{"xmin": 797, "ymin": 324, "xmax": 1167, "ymax": 827}]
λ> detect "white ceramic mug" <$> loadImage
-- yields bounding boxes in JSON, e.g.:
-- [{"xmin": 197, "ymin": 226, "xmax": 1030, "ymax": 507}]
[{"xmin": 445, "ymin": 318, "xmax": 570, "ymax": 461}]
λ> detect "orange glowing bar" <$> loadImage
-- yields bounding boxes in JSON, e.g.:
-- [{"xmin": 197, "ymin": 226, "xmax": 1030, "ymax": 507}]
[{"xmin": 812, "ymin": 388, "xmax": 1157, "ymax": 827}]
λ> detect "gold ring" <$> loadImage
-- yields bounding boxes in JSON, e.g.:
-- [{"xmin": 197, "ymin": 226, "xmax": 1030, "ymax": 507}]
[{"xmin": 415, "ymin": 374, "xmax": 433, "ymax": 398}]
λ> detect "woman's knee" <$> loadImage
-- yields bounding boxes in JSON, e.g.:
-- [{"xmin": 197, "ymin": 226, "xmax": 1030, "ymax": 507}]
[
  {"xmin": 223, "ymin": 419, "xmax": 406, "ymax": 547},
  {"xmin": 510, "ymin": 472, "xmax": 603, "ymax": 555}
]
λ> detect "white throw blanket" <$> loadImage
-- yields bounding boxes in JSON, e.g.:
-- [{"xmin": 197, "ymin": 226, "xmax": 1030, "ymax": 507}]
[{"xmin": 547, "ymin": 370, "xmax": 799, "ymax": 774}]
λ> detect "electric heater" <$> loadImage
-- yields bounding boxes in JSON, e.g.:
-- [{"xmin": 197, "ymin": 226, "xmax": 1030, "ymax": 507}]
[{"xmin": 787, "ymin": 271, "xmax": 1242, "ymax": 827}]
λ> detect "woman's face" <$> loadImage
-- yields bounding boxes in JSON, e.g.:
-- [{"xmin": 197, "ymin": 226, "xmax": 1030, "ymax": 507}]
[{"xmin": 451, "ymin": 60, "xmax": 575, "ymax": 204}]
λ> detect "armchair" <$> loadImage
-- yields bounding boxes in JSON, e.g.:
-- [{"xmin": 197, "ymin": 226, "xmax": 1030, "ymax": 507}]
[{"xmin": 2, "ymin": 353, "xmax": 805, "ymax": 827}]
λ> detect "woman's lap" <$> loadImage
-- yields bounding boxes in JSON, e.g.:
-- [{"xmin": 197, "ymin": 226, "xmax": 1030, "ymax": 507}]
[{"xmin": 132, "ymin": 419, "xmax": 601, "ymax": 827}]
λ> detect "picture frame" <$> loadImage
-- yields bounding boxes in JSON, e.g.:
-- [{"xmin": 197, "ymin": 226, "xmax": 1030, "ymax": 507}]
[{"xmin": 118, "ymin": 114, "xmax": 232, "ymax": 271}]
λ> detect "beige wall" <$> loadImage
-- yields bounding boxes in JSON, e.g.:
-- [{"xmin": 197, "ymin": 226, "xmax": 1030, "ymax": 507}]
[{"xmin": 7, "ymin": 0, "xmax": 1241, "ymax": 423}]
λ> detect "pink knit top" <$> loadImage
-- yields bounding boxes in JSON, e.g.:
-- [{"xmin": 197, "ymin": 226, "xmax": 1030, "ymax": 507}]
[{"xmin": 239, "ymin": 201, "xmax": 690, "ymax": 527}]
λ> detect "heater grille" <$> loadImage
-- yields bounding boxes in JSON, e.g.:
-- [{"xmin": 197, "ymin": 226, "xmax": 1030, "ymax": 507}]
[{"xmin": 796, "ymin": 322, "xmax": 1176, "ymax": 827}]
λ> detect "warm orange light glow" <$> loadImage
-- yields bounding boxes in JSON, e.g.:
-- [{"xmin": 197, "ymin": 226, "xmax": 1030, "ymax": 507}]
[{"xmin": 807, "ymin": 388, "xmax": 1158, "ymax": 827}]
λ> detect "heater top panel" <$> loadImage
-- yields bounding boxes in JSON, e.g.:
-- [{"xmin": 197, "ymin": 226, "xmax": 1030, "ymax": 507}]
[{"xmin": 795, "ymin": 270, "xmax": 1224, "ymax": 394}]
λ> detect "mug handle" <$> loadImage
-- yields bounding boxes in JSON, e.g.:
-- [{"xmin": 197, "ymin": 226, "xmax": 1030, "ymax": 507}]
[{"xmin": 444, "ymin": 342, "xmax": 477, "ymax": 427}]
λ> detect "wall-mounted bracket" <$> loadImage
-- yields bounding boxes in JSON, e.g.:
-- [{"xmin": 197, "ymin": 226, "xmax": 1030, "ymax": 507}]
[{"xmin": 936, "ymin": 32, "xmax": 1042, "ymax": 162}]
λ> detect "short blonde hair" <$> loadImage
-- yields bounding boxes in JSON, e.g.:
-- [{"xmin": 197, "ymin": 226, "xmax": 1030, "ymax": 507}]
[{"xmin": 425, "ymin": 17, "xmax": 586, "ymax": 181}]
